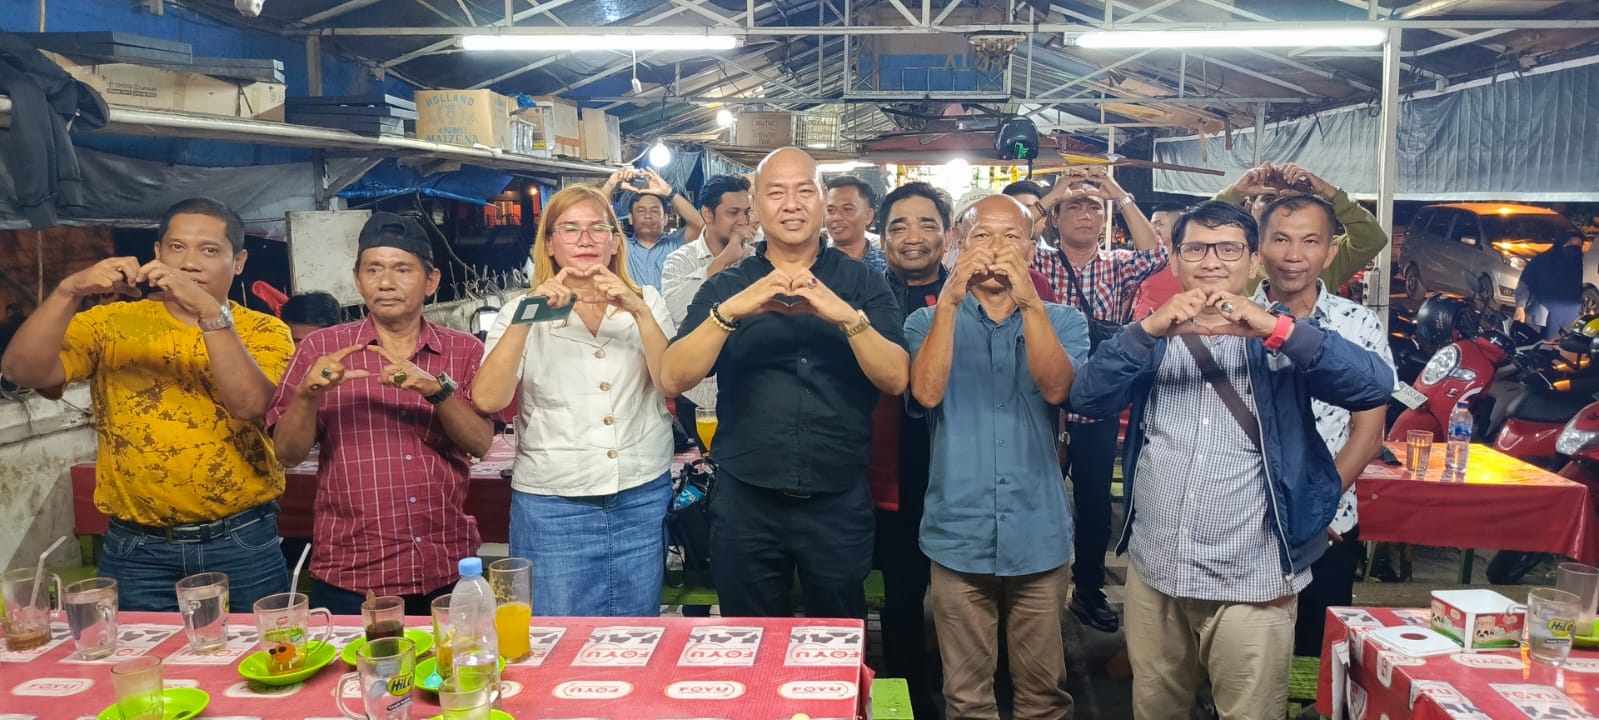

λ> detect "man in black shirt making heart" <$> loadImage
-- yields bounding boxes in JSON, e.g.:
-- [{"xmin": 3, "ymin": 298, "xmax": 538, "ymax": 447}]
[{"xmin": 661, "ymin": 147, "xmax": 909, "ymax": 620}]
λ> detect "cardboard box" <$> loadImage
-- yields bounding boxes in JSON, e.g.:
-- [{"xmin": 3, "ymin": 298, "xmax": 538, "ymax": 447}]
[
  {"xmin": 734, "ymin": 111, "xmax": 793, "ymax": 148},
  {"xmin": 508, "ymin": 117, "xmax": 551, "ymax": 158},
  {"xmin": 45, "ymin": 51, "xmax": 285, "ymax": 121},
  {"xmin": 528, "ymin": 96, "xmax": 581, "ymax": 157},
  {"xmin": 1431, "ymin": 589, "xmax": 1524, "ymax": 651},
  {"xmin": 415, "ymin": 89, "xmax": 511, "ymax": 148},
  {"xmin": 579, "ymin": 107, "xmax": 621, "ymax": 163}
]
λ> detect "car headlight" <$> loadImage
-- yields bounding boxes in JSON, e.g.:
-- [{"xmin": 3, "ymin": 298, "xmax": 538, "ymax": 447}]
[
  {"xmin": 1420, "ymin": 344, "xmax": 1461, "ymax": 385},
  {"xmin": 1505, "ymin": 255, "xmax": 1527, "ymax": 271},
  {"xmin": 1557, "ymin": 416, "xmax": 1599, "ymax": 456}
]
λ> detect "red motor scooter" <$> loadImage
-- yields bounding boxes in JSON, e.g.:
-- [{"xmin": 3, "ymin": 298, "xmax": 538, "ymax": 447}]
[
  {"xmin": 1490, "ymin": 331, "xmax": 1599, "ymax": 469},
  {"xmin": 1387, "ymin": 291, "xmax": 1527, "ymax": 442}
]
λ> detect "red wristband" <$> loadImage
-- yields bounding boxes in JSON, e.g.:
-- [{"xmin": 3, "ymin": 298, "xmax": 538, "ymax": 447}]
[{"xmin": 1263, "ymin": 313, "xmax": 1294, "ymax": 352}]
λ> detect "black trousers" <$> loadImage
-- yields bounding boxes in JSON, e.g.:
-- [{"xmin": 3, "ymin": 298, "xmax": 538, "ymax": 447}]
[
  {"xmin": 1064, "ymin": 419, "xmax": 1118, "ymax": 593},
  {"xmin": 873, "ymin": 504, "xmax": 932, "ymax": 688},
  {"xmin": 1294, "ymin": 525, "xmax": 1362, "ymax": 657},
  {"xmin": 709, "ymin": 476, "xmax": 875, "ymax": 619}
]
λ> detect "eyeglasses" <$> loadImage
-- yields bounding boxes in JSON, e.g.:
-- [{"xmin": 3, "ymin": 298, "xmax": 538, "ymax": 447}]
[
  {"xmin": 553, "ymin": 224, "xmax": 615, "ymax": 241},
  {"xmin": 1177, "ymin": 241, "xmax": 1248, "ymax": 262}
]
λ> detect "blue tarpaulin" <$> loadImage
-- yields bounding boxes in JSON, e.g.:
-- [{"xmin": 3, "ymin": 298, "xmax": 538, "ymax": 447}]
[{"xmin": 339, "ymin": 160, "xmax": 513, "ymax": 205}]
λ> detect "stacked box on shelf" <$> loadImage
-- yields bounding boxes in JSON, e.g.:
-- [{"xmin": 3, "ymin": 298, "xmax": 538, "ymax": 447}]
[
  {"xmin": 415, "ymin": 89, "xmax": 512, "ymax": 148},
  {"xmin": 286, "ymin": 95, "xmax": 417, "ymax": 137},
  {"xmin": 41, "ymin": 50, "xmax": 287, "ymax": 122}
]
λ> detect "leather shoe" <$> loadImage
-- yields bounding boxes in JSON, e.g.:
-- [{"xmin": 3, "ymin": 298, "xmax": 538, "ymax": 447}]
[{"xmin": 1070, "ymin": 588, "xmax": 1120, "ymax": 633}]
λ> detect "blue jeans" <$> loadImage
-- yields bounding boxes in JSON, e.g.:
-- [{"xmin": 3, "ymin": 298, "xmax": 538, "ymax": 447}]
[
  {"xmin": 99, "ymin": 503, "xmax": 289, "ymax": 613},
  {"xmin": 509, "ymin": 472, "xmax": 670, "ymax": 617}
]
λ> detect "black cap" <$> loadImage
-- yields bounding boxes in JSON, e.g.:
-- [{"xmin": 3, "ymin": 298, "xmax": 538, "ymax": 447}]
[{"xmin": 357, "ymin": 212, "xmax": 434, "ymax": 264}]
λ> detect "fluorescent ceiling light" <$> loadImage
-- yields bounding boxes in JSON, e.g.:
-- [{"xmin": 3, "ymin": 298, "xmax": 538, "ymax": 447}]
[
  {"xmin": 461, "ymin": 34, "xmax": 738, "ymax": 52},
  {"xmin": 1398, "ymin": 0, "xmax": 1470, "ymax": 19},
  {"xmin": 1073, "ymin": 27, "xmax": 1385, "ymax": 49}
]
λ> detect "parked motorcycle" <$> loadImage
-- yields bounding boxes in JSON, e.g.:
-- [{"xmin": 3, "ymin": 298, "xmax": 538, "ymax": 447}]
[
  {"xmin": 1488, "ymin": 330, "xmax": 1599, "ymax": 469},
  {"xmin": 1386, "ymin": 289, "xmax": 1536, "ymax": 442}
]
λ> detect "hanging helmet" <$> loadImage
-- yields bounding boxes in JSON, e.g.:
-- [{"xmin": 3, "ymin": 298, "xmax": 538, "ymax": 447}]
[{"xmin": 1413, "ymin": 293, "xmax": 1476, "ymax": 349}]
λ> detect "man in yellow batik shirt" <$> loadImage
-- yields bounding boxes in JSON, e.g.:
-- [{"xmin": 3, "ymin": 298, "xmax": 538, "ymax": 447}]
[{"xmin": 2, "ymin": 198, "xmax": 294, "ymax": 612}]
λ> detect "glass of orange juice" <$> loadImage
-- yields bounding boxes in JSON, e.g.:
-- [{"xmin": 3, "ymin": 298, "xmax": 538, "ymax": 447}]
[
  {"xmin": 431, "ymin": 593, "xmax": 454, "ymax": 681},
  {"xmin": 488, "ymin": 558, "xmax": 532, "ymax": 661},
  {"xmin": 695, "ymin": 406, "xmax": 718, "ymax": 456}
]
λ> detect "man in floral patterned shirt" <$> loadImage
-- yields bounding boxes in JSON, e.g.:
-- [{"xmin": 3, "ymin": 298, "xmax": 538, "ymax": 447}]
[{"xmin": 1250, "ymin": 194, "xmax": 1392, "ymax": 656}]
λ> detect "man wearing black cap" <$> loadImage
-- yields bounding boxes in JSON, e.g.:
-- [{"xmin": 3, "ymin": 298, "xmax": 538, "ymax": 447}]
[{"xmin": 267, "ymin": 212, "xmax": 495, "ymax": 615}]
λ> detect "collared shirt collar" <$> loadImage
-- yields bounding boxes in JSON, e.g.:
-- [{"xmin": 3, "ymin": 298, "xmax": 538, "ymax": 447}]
[
  {"xmin": 752, "ymin": 238, "xmax": 827, "ymax": 269},
  {"xmin": 886, "ymin": 264, "xmax": 948, "ymax": 291},
  {"xmin": 352, "ymin": 316, "xmax": 446, "ymax": 356},
  {"xmin": 1252, "ymin": 278, "xmax": 1330, "ymax": 321}
]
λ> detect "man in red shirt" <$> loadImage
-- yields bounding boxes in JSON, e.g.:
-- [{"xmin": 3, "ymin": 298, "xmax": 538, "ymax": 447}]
[
  {"xmin": 267, "ymin": 213, "xmax": 494, "ymax": 615},
  {"xmin": 1131, "ymin": 202, "xmax": 1188, "ymax": 320}
]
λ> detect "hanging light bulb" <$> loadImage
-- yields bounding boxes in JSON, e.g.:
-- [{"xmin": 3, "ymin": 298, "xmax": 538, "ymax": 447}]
[
  {"xmin": 648, "ymin": 141, "xmax": 672, "ymax": 167},
  {"xmin": 715, "ymin": 109, "xmax": 734, "ymax": 127}
]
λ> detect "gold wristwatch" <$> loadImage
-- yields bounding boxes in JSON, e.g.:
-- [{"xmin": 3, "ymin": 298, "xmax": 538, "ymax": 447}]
[{"xmin": 841, "ymin": 309, "xmax": 872, "ymax": 338}]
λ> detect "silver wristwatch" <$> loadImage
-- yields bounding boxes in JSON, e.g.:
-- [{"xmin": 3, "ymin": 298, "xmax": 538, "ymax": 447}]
[{"xmin": 198, "ymin": 303, "xmax": 234, "ymax": 332}]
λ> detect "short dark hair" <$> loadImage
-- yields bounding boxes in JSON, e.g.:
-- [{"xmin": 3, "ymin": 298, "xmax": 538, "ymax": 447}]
[
  {"xmin": 1149, "ymin": 201, "xmax": 1187, "ymax": 215},
  {"xmin": 279, "ymin": 292, "xmax": 343, "ymax": 328},
  {"xmin": 1258, "ymin": 194, "xmax": 1337, "ymax": 237},
  {"xmin": 1002, "ymin": 180, "xmax": 1046, "ymax": 199},
  {"xmin": 878, "ymin": 182, "xmax": 951, "ymax": 232},
  {"xmin": 825, "ymin": 175, "xmax": 877, "ymax": 208},
  {"xmin": 629, "ymin": 193, "xmax": 667, "ymax": 214},
  {"xmin": 698, "ymin": 174, "xmax": 751, "ymax": 212},
  {"xmin": 1173, "ymin": 200, "xmax": 1260, "ymax": 253},
  {"xmin": 159, "ymin": 198, "xmax": 244, "ymax": 253}
]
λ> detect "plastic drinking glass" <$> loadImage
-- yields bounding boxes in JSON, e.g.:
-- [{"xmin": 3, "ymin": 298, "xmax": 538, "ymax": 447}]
[
  {"xmin": 111, "ymin": 656, "xmax": 163, "ymax": 720},
  {"xmin": 1523, "ymin": 587, "xmax": 1582, "ymax": 666},
  {"xmin": 63, "ymin": 577, "xmax": 118, "ymax": 660},
  {"xmin": 335, "ymin": 636, "xmax": 416, "ymax": 720},
  {"xmin": 432, "ymin": 593, "xmax": 455, "ymax": 683},
  {"xmin": 0, "ymin": 567, "xmax": 62, "ymax": 652},
  {"xmin": 253, "ymin": 592, "xmax": 333, "ymax": 674},
  {"xmin": 176, "ymin": 572, "xmax": 230, "ymax": 654},
  {"xmin": 695, "ymin": 406, "xmax": 718, "ymax": 455},
  {"xmin": 362, "ymin": 595, "xmax": 406, "ymax": 642},
  {"xmin": 1557, "ymin": 562, "xmax": 1599, "ymax": 637},
  {"xmin": 488, "ymin": 558, "xmax": 531, "ymax": 661},
  {"xmin": 1405, "ymin": 430, "xmax": 1434, "ymax": 474}
]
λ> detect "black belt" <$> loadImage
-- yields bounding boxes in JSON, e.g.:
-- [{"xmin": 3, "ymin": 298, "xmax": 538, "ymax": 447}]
[{"xmin": 110, "ymin": 502, "xmax": 279, "ymax": 544}]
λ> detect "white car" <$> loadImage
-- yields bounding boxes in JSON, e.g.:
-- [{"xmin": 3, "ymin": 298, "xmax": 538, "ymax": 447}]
[{"xmin": 1403, "ymin": 203, "xmax": 1579, "ymax": 307}]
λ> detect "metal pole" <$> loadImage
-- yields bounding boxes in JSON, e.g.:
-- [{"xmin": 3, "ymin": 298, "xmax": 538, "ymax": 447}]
[
  {"xmin": 1372, "ymin": 27, "xmax": 1402, "ymax": 328},
  {"xmin": 1252, "ymin": 102, "xmax": 1264, "ymax": 167},
  {"xmin": 306, "ymin": 36, "xmax": 323, "ymax": 96}
]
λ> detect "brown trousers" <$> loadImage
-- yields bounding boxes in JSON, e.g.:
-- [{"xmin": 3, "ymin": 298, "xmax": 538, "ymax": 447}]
[
  {"xmin": 1124, "ymin": 565, "xmax": 1297, "ymax": 720},
  {"xmin": 929, "ymin": 561, "xmax": 1075, "ymax": 720}
]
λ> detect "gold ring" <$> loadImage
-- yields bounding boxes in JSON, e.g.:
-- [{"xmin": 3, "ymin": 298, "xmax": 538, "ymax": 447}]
[{"xmin": 392, "ymin": 372, "xmax": 408, "ymax": 385}]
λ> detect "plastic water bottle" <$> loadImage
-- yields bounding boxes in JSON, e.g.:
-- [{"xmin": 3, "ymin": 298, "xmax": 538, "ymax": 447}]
[
  {"xmin": 451, "ymin": 557, "xmax": 501, "ymax": 700},
  {"xmin": 1444, "ymin": 401, "xmax": 1473, "ymax": 480}
]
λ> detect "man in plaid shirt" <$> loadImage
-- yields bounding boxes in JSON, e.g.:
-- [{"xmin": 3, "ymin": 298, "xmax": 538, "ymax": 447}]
[{"xmin": 1027, "ymin": 167, "xmax": 1168, "ymax": 633}]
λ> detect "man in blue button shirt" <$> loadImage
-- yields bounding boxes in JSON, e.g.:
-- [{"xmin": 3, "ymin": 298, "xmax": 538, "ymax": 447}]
[{"xmin": 905, "ymin": 194, "xmax": 1090, "ymax": 720}]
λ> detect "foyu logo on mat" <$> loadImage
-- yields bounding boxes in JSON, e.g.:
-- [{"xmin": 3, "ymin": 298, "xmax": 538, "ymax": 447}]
[
  {"xmin": 553, "ymin": 680, "xmax": 634, "ymax": 699},
  {"xmin": 1450, "ymin": 653, "xmax": 1523, "ymax": 670},
  {"xmin": 665, "ymin": 680, "xmax": 746, "ymax": 700},
  {"xmin": 784, "ymin": 626, "xmax": 864, "ymax": 667},
  {"xmin": 778, "ymin": 680, "xmax": 858, "ymax": 700},
  {"xmin": 677, "ymin": 626, "xmax": 763, "ymax": 667},
  {"xmin": 573, "ymin": 626, "xmax": 664, "ymax": 667},
  {"xmin": 12, "ymin": 678, "xmax": 92, "ymax": 696}
]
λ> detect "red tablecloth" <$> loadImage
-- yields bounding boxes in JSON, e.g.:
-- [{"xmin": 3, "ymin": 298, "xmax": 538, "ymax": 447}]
[
  {"xmin": 1317, "ymin": 605, "xmax": 1599, "ymax": 719},
  {"xmin": 0, "ymin": 612, "xmax": 870, "ymax": 719},
  {"xmin": 71, "ymin": 437, "xmax": 701, "ymax": 545},
  {"xmin": 1357, "ymin": 441, "xmax": 1599, "ymax": 564}
]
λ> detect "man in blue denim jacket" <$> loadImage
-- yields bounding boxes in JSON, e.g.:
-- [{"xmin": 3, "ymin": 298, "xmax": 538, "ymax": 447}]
[{"xmin": 1069, "ymin": 201, "xmax": 1393, "ymax": 720}]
